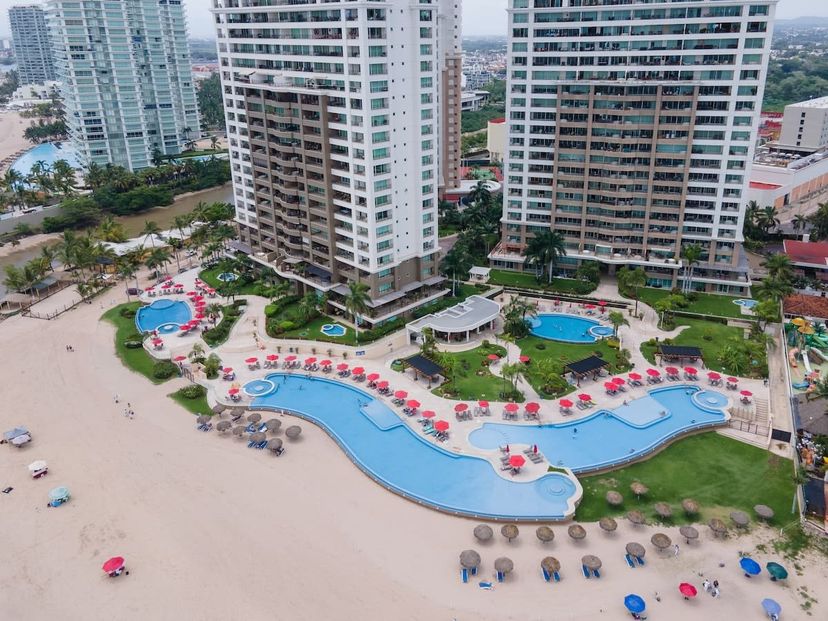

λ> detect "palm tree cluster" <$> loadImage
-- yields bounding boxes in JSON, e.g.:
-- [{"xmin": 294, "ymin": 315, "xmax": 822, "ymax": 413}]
[
  {"xmin": 524, "ymin": 230, "xmax": 568, "ymax": 284},
  {"xmin": 616, "ymin": 266, "xmax": 647, "ymax": 315},
  {"xmin": 1, "ymin": 159, "xmax": 76, "ymax": 212},
  {"xmin": 753, "ymin": 253, "xmax": 794, "ymax": 307},
  {"xmin": 502, "ymin": 295, "xmax": 537, "ymax": 338},
  {"xmin": 743, "ymin": 201, "xmax": 782, "ymax": 243}
]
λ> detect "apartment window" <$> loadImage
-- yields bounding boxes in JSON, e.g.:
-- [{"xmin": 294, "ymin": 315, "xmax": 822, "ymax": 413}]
[
  {"xmin": 374, "ymin": 179, "xmax": 390, "ymax": 192},
  {"xmin": 368, "ymin": 64, "xmax": 386, "ymax": 76},
  {"xmin": 370, "ymin": 80, "xmax": 388, "ymax": 93},
  {"xmin": 372, "ymin": 147, "xmax": 390, "ymax": 159},
  {"xmin": 378, "ymin": 283, "xmax": 393, "ymax": 294}
]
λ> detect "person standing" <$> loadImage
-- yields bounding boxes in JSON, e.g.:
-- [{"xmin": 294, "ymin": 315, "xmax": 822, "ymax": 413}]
[{"xmin": 674, "ymin": 544, "xmax": 680, "ymax": 557}]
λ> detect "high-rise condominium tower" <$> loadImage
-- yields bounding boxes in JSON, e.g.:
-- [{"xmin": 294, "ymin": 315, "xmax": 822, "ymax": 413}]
[
  {"xmin": 491, "ymin": 0, "xmax": 777, "ymax": 295},
  {"xmin": 212, "ymin": 0, "xmax": 462, "ymax": 324},
  {"xmin": 46, "ymin": 0, "xmax": 201, "ymax": 171},
  {"xmin": 9, "ymin": 4, "xmax": 56, "ymax": 85}
]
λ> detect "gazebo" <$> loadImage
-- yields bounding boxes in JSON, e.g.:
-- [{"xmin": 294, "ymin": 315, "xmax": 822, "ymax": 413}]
[
  {"xmin": 564, "ymin": 356, "xmax": 610, "ymax": 385},
  {"xmin": 401, "ymin": 354, "xmax": 444, "ymax": 385},
  {"xmin": 657, "ymin": 345, "xmax": 704, "ymax": 367}
]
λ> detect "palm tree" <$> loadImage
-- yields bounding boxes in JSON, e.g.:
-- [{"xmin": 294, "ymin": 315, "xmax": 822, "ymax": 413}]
[
  {"xmin": 344, "ymin": 281, "xmax": 370, "ymax": 345},
  {"xmin": 117, "ymin": 260, "xmax": 136, "ymax": 300},
  {"xmin": 56, "ymin": 230, "xmax": 80, "ymax": 273},
  {"xmin": 524, "ymin": 230, "xmax": 567, "ymax": 284},
  {"xmin": 96, "ymin": 215, "xmax": 127, "ymax": 242},
  {"xmin": 141, "ymin": 220, "xmax": 162, "ymax": 248},
  {"xmin": 761, "ymin": 253, "xmax": 793, "ymax": 282},
  {"xmin": 792, "ymin": 213, "xmax": 809, "ymax": 235},
  {"xmin": 752, "ymin": 276, "xmax": 793, "ymax": 304},
  {"xmin": 440, "ymin": 245, "xmax": 473, "ymax": 296},
  {"xmin": 210, "ymin": 135, "xmax": 219, "ymax": 150},
  {"xmin": 298, "ymin": 292, "xmax": 321, "ymax": 323},
  {"xmin": 40, "ymin": 244, "xmax": 56, "ymax": 273},
  {"xmin": 681, "ymin": 244, "xmax": 704, "ymax": 294},
  {"xmin": 607, "ymin": 310, "xmax": 628, "ymax": 338},
  {"xmin": 620, "ymin": 267, "xmax": 647, "ymax": 316},
  {"xmin": 145, "ymin": 247, "xmax": 172, "ymax": 276},
  {"xmin": 51, "ymin": 159, "xmax": 77, "ymax": 196},
  {"xmin": 755, "ymin": 205, "xmax": 780, "ymax": 234},
  {"xmin": 468, "ymin": 180, "xmax": 492, "ymax": 207}
]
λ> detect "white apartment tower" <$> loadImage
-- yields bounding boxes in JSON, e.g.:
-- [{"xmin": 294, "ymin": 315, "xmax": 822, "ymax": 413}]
[
  {"xmin": 46, "ymin": 0, "xmax": 201, "ymax": 171},
  {"xmin": 212, "ymin": 0, "xmax": 462, "ymax": 324},
  {"xmin": 490, "ymin": 0, "xmax": 778, "ymax": 294},
  {"xmin": 9, "ymin": 4, "xmax": 56, "ymax": 85}
]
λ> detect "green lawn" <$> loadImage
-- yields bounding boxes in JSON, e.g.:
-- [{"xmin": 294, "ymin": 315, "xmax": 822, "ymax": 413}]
[
  {"xmin": 489, "ymin": 269, "xmax": 597, "ymax": 295},
  {"xmin": 102, "ymin": 303, "xmax": 171, "ymax": 384},
  {"xmin": 518, "ymin": 334, "xmax": 631, "ymax": 398},
  {"xmin": 431, "ymin": 344, "xmax": 509, "ymax": 401},
  {"xmin": 169, "ymin": 389, "xmax": 210, "ymax": 416},
  {"xmin": 202, "ymin": 302, "xmax": 244, "ymax": 347},
  {"xmin": 282, "ymin": 314, "xmax": 359, "ymax": 346},
  {"xmin": 635, "ymin": 287, "xmax": 749, "ymax": 319},
  {"xmin": 575, "ymin": 434, "xmax": 797, "ymax": 526},
  {"xmin": 199, "ymin": 267, "xmax": 261, "ymax": 295},
  {"xmin": 640, "ymin": 318, "xmax": 747, "ymax": 373}
]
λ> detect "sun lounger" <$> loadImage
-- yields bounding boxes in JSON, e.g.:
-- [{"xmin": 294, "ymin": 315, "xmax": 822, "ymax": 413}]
[
  {"xmin": 245, "ymin": 423, "xmax": 256, "ymax": 433},
  {"xmin": 247, "ymin": 440, "xmax": 256, "ymax": 448},
  {"xmin": 636, "ymin": 555, "xmax": 645, "ymax": 566},
  {"xmin": 592, "ymin": 569, "xmax": 600, "ymax": 578},
  {"xmin": 461, "ymin": 568, "xmax": 469, "ymax": 583},
  {"xmin": 542, "ymin": 567, "xmax": 551, "ymax": 582},
  {"xmin": 500, "ymin": 463, "xmax": 513, "ymax": 471},
  {"xmin": 625, "ymin": 554, "xmax": 635, "ymax": 568},
  {"xmin": 582, "ymin": 565, "xmax": 590, "ymax": 579},
  {"xmin": 496, "ymin": 571, "xmax": 505, "ymax": 583},
  {"xmin": 478, "ymin": 581, "xmax": 493, "ymax": 590},
  {"xmin": 257, "ymin": 423, "xmax": 267, "ymax": 432},
  {"xmin": 553, "ymin": 571, "xmax": 560, "ymax": 582},
  {"xmin": 258, "ymin": 440, "xmax": 268, "ymax": 449},
  {"xmin": 471, "ymin": 567, "xmax": 477, "ymax": 576}
]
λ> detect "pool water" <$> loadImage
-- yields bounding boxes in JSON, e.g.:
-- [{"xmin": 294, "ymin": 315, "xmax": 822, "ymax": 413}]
[
  {"xmin": 321, "ymin": 323, "xmax": 347, "ymax": 337},
  {"xmin": 135, "ymin": 299, "xmax": 192, "ymax": 333},
  {"xmin": 252, "ymin": 374, "xmax": 580, "ymax": 520},
  {"xmin": 469, "ymin": 386, "xmax": 728, "ymax": 473},
  {"xmin": 217, "ymin": 272, "xmax": 238, "ymax": 282},
  {"xmin": 529, "ymin": 313, "xmax": 612, "ymax": 343},
  {"xmin": 733, "ymin": 299, "xmax": 757, "ymax": 309},
  {"xmin": 11, "ymin": 142, "xmax": 81, "ymax": 176},
  {"xmin": 244, "ymin": 379, "xmax": 276, "ymax": 397}
]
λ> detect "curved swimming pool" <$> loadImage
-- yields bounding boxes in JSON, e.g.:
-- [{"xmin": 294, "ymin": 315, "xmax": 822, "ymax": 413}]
[
  {"xmin": 135, "ymin": 299, "xmax": 192, "ymax": 333},
  {"xmin": 529, "ymin": 313, "xmax": 614, "ymax": 343},
  {"xmin": 469, "ymin": 386, "xmax": 728, "ymax": 473},
  {"xmin": 252, "ymin": 374, "xmax": 580, "ymax": 521}
]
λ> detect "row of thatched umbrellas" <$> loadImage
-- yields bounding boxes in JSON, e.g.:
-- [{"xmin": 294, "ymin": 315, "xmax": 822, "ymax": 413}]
[
  {"xmin": 459, "ymin": 549, "xmax": 609, "ymax": 578},
  {"xmin": 474, "ymin": 523, "xmax": 605, "ymax": 544},
  {"xmin": 202, "ymin": 411, "xmax": 303, "ymax": 450}
]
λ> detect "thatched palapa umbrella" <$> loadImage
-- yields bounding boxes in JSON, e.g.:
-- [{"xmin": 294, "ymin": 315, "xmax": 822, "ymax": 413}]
[
  {"xmin": 267, "ymin": 438, "xmax": 283, "ymax": 451},
  {"xmin": 581, "ymin": 555, "xmax": 602, "ymax": 571},
  {"xmin": 265, "ymin": 419, "xmax": 281, "ymax": 433},
  {"xmin": 679, "ymin": 525, "xmax": 699, "ymax": 544},
  {"xmin": 626, "ymin": 510, "xmax": 646, "ymax": 525},
  {"xmin": 606, "ymin": 490, "xmax": 624, "ymax": 506},
  {"xmin": 493, "ymin": 557, "xmax": 514, "ymax": 576},
  {"xmin": 599, "ymin": 517, "xmax": 618, "ymax": 533},
  {"xmin": 568, "ymin": 524, "xmax": 586, "ymax": 541},
  {"xmin": 501, "ymin": 524, "xmax": 519, "ymax": 543},
  {"xmin": 196, "ymin": 415, "xmax": 211, "ymax": 426},
  {"xmin": 541, "ymin": 556, "xmax": 560, "ymax": 575},
  {"xmin": 211, "ymin": 404, "xmax": 226, "ymax": 416},
  {"xmin": 754, "ymin": 504, "xmax": 775, "ymax": 521},
  {"xmin": 654, "ymin": 502, "xmax": 673, "ymax": 519},
  {"xmin": 250, "ymin": 432, "xmax": 266, "ymax": 444},
  {"xmin": 708, "ymin": 518, "xmax": 727, "ymax": 537},
  {"xmin": 536, "ymin": 526, "xmax": 555, "ymax": 544},
  {"xmin": 651, "ymin": 533, "xmax": 672, "ymax": 551},
  {"xmin": 247, "ymin": 412, "xmax": 262, "ymax": 424},
  {"xmin": 459, "ymin": 549, "xmax": 481, "ymax": 570},
  {"xmin": 473, "ymin": 524, "xmax": 493, "ymax": 542},
  {"xmin": 285, "ymin": 425, "xmax": 302, "ymax": 439},
  {"xmin": 630, "ymin": 482, "xmax": 649, "ymax": 498},
  {"xmin": 730, "ymin": 510, "xmax": 749, "ymax": 528},
  {"xmin": 231, "ymin": 425, "xmax": 246, "ymax": 437},
  {"xmin": 681, "ymin": 498, "xmax": 700, "ymax": 516},
  {"xmin": 216, "ymin": 420, "xmax": 232, "ymax": 432},
  {"xmin": 626, "ymin": 542, "xmax": 645, "ymax": 559}
]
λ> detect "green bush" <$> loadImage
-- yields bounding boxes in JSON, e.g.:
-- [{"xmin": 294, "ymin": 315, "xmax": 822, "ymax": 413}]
[
  {"xmin": 606, "ymin": 338, "xmax": 620, "ymax": 349},
  {"xmin": 153, "ymin": 361, "xmax": 179, "ymax": 380},
  {"xmin": 279, "ymin": 320, "xmax": 296, "ymax": 331},
  {"xmin": 123, "ymin": 340, "xmax": 143, "ymax": 349},
  {"xmin": 178, "ymin": 384, "xmax": 206, "ymax": 400},
  {"xmin": 119, "ymin": 307, "xmax": 137, "ymax": 318},
  {"xmin": 535, "ymin": 342, "xmax": 546, "ymax": 350}
]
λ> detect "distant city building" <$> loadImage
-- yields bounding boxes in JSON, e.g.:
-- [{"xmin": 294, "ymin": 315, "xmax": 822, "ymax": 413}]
[
  {"xmin": 9, "ymin": 5, "xmax": 55, "ymax": 84},
  {"xmin": 487, "ymin": 118, "xmax": 506, "ymax": 163},
  {"xmin": 779, "ymin": 96, "xmax": 828, "ymax": 151},
  {"xmin": 46, "ymin": 0, "xmax": 201, "ymax": 171},
  {"xmin": 491, "ymin": 0, "xmax": 778, "ymax": 295},
  {"xmin": 747, "ymin": 145, "xmax": 828, "ymax": 212},
  {"xmin": 461, "ymin": 90, "xmax": 490, "ymax": 112},
  {"xmin": 8, "ymin": 80, "xmax": 59, "ymax": 109},
  {"xmin": 462, "ymin": 67, "xmax": 495, "ymax": 90}
]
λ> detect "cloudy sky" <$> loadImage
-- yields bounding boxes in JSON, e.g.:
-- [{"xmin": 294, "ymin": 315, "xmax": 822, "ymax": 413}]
[{"xmin": 0, "ymin": 0, "xmax": 825, "ymax": 38}]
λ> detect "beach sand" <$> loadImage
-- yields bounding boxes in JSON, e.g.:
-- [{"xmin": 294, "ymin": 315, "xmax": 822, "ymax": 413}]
[
  {"xmin": 0, "ymin": 233, "xmax": 61, "ymax": 259},
  {"xmin": 0, "ymin": 110, "xmax": 35, "ymax": 163},
  {"xmin": 0, "ymin": 284, "xmax": 825, "ymax": 620}
]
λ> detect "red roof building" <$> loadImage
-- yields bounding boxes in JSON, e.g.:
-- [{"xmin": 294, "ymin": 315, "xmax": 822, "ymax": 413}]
[
  {"xmin": 783, "ymin": 294, "xmax": 828, "ymax": 320},
  {"xmin": 783, "ymin": 240, "xmax": 828, "ymax": 282}
]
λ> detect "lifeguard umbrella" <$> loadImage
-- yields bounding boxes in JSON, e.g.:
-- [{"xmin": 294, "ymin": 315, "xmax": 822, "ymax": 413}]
[
  {"xmin": 173, "ymin": 355, "xmax": 187, "ymax": 362},
  {"xmin": 366, "ymin": 373, "xmax": 380, "ymax": 381},
  {"xmin": 629, "ymin": 372, "xmax": 642, "ymax": 381},
  {"xmin": 433, "ymin": 420, "xmax": 449, "ymax": 432},
  {"xmin": 624, "ymin": 595, "xmax": 646, "ymax": 615},
  {"xmin": 406, "ymin": 400, "xmax": 421, "ymax": 409},
  {"xmin": 739, "ymin": 557, "xmax": 761, "ymax": 576},
  {"xmin": 102, "ymin": 557, "xmax": 125, "ymax": 574},
  {"xmin": 394, "ymin": 390, "xmax": 408, "ymax": 399},
  {"xmin": 684, "ymin": 367, "xmax": 698, "ymax": 375},
  {"xmin": 228, "ymin": 388, "xmax": 240, "ymax": 396},
  {"xmin": 646, "ymin": 369, "xmax": 660, "ymax": 377},
  {"xmin": 525, "ymin": 402, "xmax": 540, "ymax": 414},
  {"xmin": 519, "ymin": 355, "xmax": 530, "ymax": 363},
  {"xmin": 305, "ymin": 357, "xmax": 317, "ymax": 365},
  {"xmin": 421, "ymin": 410, "xmax": 436, "ymax": 419},
  {"xmin": 336, "ymin": 363, "xmax": 348, "ymax": 371},
  {"xmin": 454, "ymin": 403, "xmax": 469, "ymax": 413},
  {"xmin": 504, "ymin": 403, "xmax": 519, "ymax": 413},
  {"xmin": 578, "ymin": 393, "xmax": 592, "ymax": 402},
  {"xmin": 509, "ymin": 454, "xmax": 526, "ymax": 468},
  {"xmin": 376, "ymin": 381, "xmax": 389, "ymax": 389},
  {"xmin": 559, "ymin": 399, "xmax": 574, "ymax": 408},
  {"xmin": 245, "ymin": 357, "xmax": 258, "ymax": 364},
  {"xmin": 679, "ymin": 583, "xmax": 697, "ymax": 599},
  {"xmin": 665, "ymin": 366, "xmax": 679, "ymax": 375},
  {"xmin": 320, "ymin": 359, "xmax": 332, "ymax": 367},
  {"xmin": 487, "ymin": 354, "xmax": 500, "ymax": 361},
  {"xmin": 351, "ymin": 367, "xmax": 365, "ymax": 375},
  {"xmin": 266, "ymin": 354, "xmax": 279, "ymax": 362}
]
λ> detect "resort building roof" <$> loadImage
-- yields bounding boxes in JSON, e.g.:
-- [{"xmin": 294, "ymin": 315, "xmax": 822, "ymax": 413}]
[
  {"xmin": 406, "ymin": 295, "xmax": 500, "ymax": 340},
  {"xmin": 782, "ymin": 240, "xmax": 828, "ymax": 268},
  {"xmin": 783, "ymin": 294, "xmax": 828, "ymax": 320}
]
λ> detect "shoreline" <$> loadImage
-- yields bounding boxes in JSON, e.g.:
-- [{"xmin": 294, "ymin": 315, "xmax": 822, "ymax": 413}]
[{"xmin": 0, "ymin": 232, "xmax": 61, "ymax": 259}]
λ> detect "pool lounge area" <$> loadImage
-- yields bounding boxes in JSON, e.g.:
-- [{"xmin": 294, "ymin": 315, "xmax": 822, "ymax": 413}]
[
  {"xmin": 249, "ymin": 374, "xmax": 581, "ymax": 521},
  {"xmin": 135, "ymin": 299, "xmax": 192, "ymax": 333},
  {"xmin": 529, "ymin": 313, "xmax": 614, "ymax": 343}
]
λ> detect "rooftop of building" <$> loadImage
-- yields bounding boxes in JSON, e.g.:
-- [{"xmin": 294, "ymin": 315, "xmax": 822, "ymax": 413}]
[
  {"xmin": 783, "ymin": 240, "xmax": 828, "ymax": 267},
  {"xmin": 787, "ymin": 95, "xmax": 828, "ymax": 110},
  {"xmin": 783, "ymin": 294, "xmax": 828, "ymax": 320},
  {"xmin": 753, "ymin": 144, "xmax": 828, "ymax": 170},
  {"xmin": 488, "ymin": 117, "xmax": 506, "ymax": 125}
]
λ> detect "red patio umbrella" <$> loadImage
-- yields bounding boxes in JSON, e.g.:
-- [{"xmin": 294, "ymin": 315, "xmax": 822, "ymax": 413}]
[
  {"xmin": 629, "ymin": 372, "xmax": 642, "ymax": 381},
  {"xmin": 320, "ymin": 360, "xmax": 332, "ymax": 367},
  {"xmin": 245, "ymin": 357, "xmax": 258, "ymax": 364},
  {"xmin": 266, "ymin": 354, "xmax": 279, "ymax": 361},
  {"xmin": 376, "ymin": 381, "xmax": 389, "ymax": 389},
  {"xmin": 578, "ymin": 393, "xmax": 592, "ymax": 402},
  {"xmin": 646, "ymin": 369, "xmax": 661, "ymax": 377},
  {"xmin": 454, "ymin": 403, "xmax": 469, "ymax": 413},
  {"xmin": 406, "ymin": 399, "xmax": 421, "ymax": 409},
  {"xmin": 684, "ymin": 367, "xmax": 698, "ymax": 375},
  {"xmin": 421, "ymin": 410, "xmax": 436, "ymax": 419},
  {"xmin": 707, "ymin": 371, "xmax": 721, "ymax": 380},
  {"xmin": 509, "ymin": 454, "xmax": 526, "ymax": 468},
  {"xmin": 394, "ymin": 390, "xmax": 408, "ymax": 399},
  {"xmin": 145, "ymin": 286, "xmax": 155, "ymax": 291},
  {"xmin": 665, "ymin": 366, "xmax": 679, "ymax": 375},
  {"xmin": 285, "ymin": 355, "xmax": 297, "ymax": 362},
  {"xmin": 102, "ymin": 557, "xmax": 125, "ymax": 574},
  {"xmin": 161, "ymin": 282, "xmax": 172, "ymax": 288},
  {"xmin": 584, "ymin": 304, "xmax": 596, "ymax": 309},
  {"xmin": 336, "ymin": 363, "xmax": 348, "ymax": 370},
  {"xmin": 186, "ymin": 291, "xmax": 197, "ymax": 297},
  {"xmin": 727, "ymin": 376, "xmax": 739, "ymax": 383},
  {"xmin": 519, "ymin": 355, "xmax": 530, "ymax": 363},
  {"xmin": 174, "ymin": 283, "xmax": 184, "ymax": 288},
  {"xmin": 740, "ymin": 390, "xmax": 753, "ymax": 397},
  {"xmin": 366, "ymin": 373, "xmax": 380, "ymax": 381},
  {"xmin": 598, "ymin": 300, "xmax": 607, "ymax": 307},
  {"xmin": 163, "ymin": 275, "xmax": 173, "ymax": 281},
  {"xmin": 228, "ymin": 388, "xmax": 240, "ymax": 395},
  {"xmin": 173, "ymin": 355, "xmax": 187, "ymax": 362},
  {"xmin": 222, "ymin": 367, "xmax": 233, "ymax": 373},
  {"xmin": 478, "ymin": 400, "xmax": 489, "ymax": 408},
  {"xmin": 612, "ymin": 377, "xmax": 626, "ymax": 385},
  {"xmin": 525, "ymin": 402, "xmax": 540, "ymax": 413},
  {"xmin": 604, "ymin": 382, "xmax": 617, "ymax": 390},
  {"xmin": 151, "ymin": 338, "xmax": 163, "ymax": 345},
  {"xmin": 305, "ymin": 357, "xmax": 317, "ymax": 365},
  {"xmin": 679, "ymin": 583, "xmax": 697, "ymax": 599},
  {"xmin": 351, "ymin": 367, "xmax": 365, "ymax": 375},
  {"xmin": 504, "ymin": 403, "xmax": 519, "ymax": 413},
  {"xmin": 433, "ymin": 420, "xmax": 449, "ymax": 432},
  {"xmin": 487, "ymin": 354, "xmax": 500, "ymax": 361},
  {"xmin": 559, "ymin": 399, "xmax": 574, "ymax": 408},
  {"xmin": 194, "ymin": 313, "xmax": 205, "ymax": 320}
]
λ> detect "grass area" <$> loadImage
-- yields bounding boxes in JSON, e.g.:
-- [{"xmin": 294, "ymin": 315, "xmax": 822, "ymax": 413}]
[
  {"xmin": 635, "ymin": 287, "xmax": 748, "ymax": 319},
  {"xmin": 102, "ymin": 303, "xmax": 171, "ymax": 385},
  {"xmin": 575, "ymin": 433, "xmax": 797, "ymax": 526},
  {"xmin": 439, "ymin": 223, "xmax": 460, "ymax": 238},
  {"xmin": 640, "ymin": 318, "xmax": 746, "ymax": 373},
  {"xmin": 489, "ymin": 269, "xmax": 597, "ymax": 295},
  {"xmin": 169, "ymin": 389, "xmax": 210, "ymax": 416},
  {"xmin": 282, "ymin": 314, "xmax": 358, "ymax": 346},
  {"xmin": 199, "ymin": 267, "xmax": 261, "ymax": 295},
  {"xmin": 202, "ymin": 301, "xmax": 245, "ymax": 347},
  {"xmin": 431, "ymin": 344, "xmax": 509, "ymax": 401},
  {"xmin": 518, "ymin": 334, "xmax": 631, "ymax": 397}
]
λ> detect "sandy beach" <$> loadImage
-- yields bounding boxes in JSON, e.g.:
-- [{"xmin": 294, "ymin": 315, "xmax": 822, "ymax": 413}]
[
  {"xmin": 0, "ymin": 281, "xmax": 826, "ymax": 620},
  {"xmin": 0, "ymin": 110, "xmax": 35, "ymax": 164},
  {"xmin": 0, "ymin": 233, "xmax": 61, "ymax": 259}
]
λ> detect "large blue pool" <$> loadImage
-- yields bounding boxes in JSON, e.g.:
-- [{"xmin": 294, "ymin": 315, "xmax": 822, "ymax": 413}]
[
  {"xmin": 530, "ymin": 313, "xmax": 615, "ymax": 343},
  {"xmin": 251, "ymin": 374, "xmax": 579, "ymax": 521},
  {"xmin": 135, "ymin": 299, "xmax": 192, "ymax": 333},
  {"xmin": 11, "ymin": 142, "xmax": 81, "ymax": 176},
  {"xmin": 469, "ymin": 385, "xmax": 728, "ymax": 473}
]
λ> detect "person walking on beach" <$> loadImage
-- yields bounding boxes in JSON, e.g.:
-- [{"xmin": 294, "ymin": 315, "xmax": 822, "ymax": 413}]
[
  {"xmin": 114, "ymin": 394, "xmax": 120, "ymax": 404},
  {"xmin": 674, "ymin": 544, "xmax": 680, "ymax": 557},
  {"xmin": 702, "ymin": 579, "xmax": 711, "ymax": 593}
]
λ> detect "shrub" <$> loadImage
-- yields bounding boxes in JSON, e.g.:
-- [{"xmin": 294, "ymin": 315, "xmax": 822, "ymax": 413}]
[
  {"xmin": 177, "ymin": 384, "xmax": 206, "ymax": 400},
  {"xmin": 606, "ymin": 338, "xmax": 620, "ymax": 349},
  {"xmin": 482, "ymin": 339, "xmax": 491, "ymax": 348},
  {"xmin": 119, "ymin": 307, "xmax": 137, "ymax": 318},
  {"xmin": 535, "ymin": 342, "xmax": 546, "ymax": 350},
  {"xmin": 153, "ymin": 361, "xmax": 179, "ymax": 380},
  {"xmin": 123, "ymin": 340, "xmax": 143, "ymax": 349},
  {"xmin": 279, "ymin": 320, "xmax": 296, "ymax": 331}
]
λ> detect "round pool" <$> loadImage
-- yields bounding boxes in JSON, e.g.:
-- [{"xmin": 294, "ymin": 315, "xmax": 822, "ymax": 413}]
[
  {"xmin": 529, "ymin": 313, "xmax": 609, "ymax": 343},
  {"xmin": 692, "ymin": 390, "xmax": 729, "ymax": 410},
  {"xmin": 244, "ymin": 379, "xmax": 276, "ymax": 397},
  {"xmin": 321, "ymin": 323, "xmax": 347, "ymax": 337},
  {"xmin": 135, "ymin": 299, "xmax": 192, "ymax": 333},
  {"xmin": 733, "ymin": 299, "xmax": 757, "ymax": 309},
  {"xmin": 217, "ymin": 272, "xmax": 239, "ymax": 282}
]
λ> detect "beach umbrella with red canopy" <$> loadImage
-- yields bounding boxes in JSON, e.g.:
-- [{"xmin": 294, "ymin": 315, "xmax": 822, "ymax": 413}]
[
  {"xmin": 612, "ymin": 377, "xmax": 626, "ymax": 386},
  {"xmin": 352, "ymin": 367, "xmax": 365, "ymax": 375},
  {"xmin": 584, "ymin": 304, "xmax": 596, "ymax": 310},
  {"xmin": 245, "ymin": 357, "xmax": 258, "ymax": 365},
  {"xmin": 504, "ymin": 403, "xmax": 519, "ymax": 413},
  {"xmin": 478, "ymin": 400, "xmax": 489, "ymax": 408},
  {"xmin": 422, "ymin": 410, "xmax": 436, "ymax": 419},
  {"xmin": 578, "ymin": 393, "xmax": 592, "ymax": 402},
  {"xmin": 604, "ymin": 382, "xmax": 617, "ymax": 391},
  {"xmin": 519, "ymin": 355, "xmax": 530, "ymax": 363},
  {"xmin": 629, "ymin": 372, "xmax": 642, "ymax": 381},
  {"xmin": 707, "ymin": 371, "xmax": 721, "ymax": 380},
  {"xmin": 102, "ymin": 557, "xmax": 125, "ymax": 574},
  {"xmin": 173, "ymin": 355, "xmax": 187, "ymax": 362},
  {"xmin": 487, "ymin": 354, "xmax": 500, "ymax": 361},
  {"xmin": 433, "ymin": 420, "xmax": 449, "ymax": 432},
  {"xmin": 679, "ymin": 583, "xmax": 697, "ymax": 599},
  {"xmin": 509, "ymin": 454, "xmax": 526, "ymax": 468},
  {"xmin": 151, "ymin": 337, "xmax": 163, "ymax": 345},
  {"xmin": 684, "ymin": 367, "xmax": 697, "ymax": 375},
  {"xmin": 740, "ymin": 390, "xmax": 753, "ymax": 397},
  {"xmin": 454, "ymin": 403, "xmax": 469, "ymax": 413},
  {"xmin": 320, "ymin": 360, "xmax": 332, "ymax": 367},
  {"xmin": 646, "ymin": 369, "xmax": 660, "ymax": 377},
  {"xmin": 228, "ymin": 388, "xmax": 240, "ymax": 395},
  {"xmin": 186, "ymin": 291, "xmax": 197, "ymax": 297},
  {"xmin": 525, "ymin": 402, "xmax": 540, "ymax": 414},
  {"xmin": 376, "ymin": 381, "xmax": 389, "ymax": 389},
  {"xmin": 727, "ymin": 376, "xmax": 739, "ymax": 384},
  {"xmin": 194, "ymin": 313, "xmax": 205, "ymax": 320},
  {"xmin": 266, "ymin": 354, "xmax": 279, "ymax": 362},
  {"xmin": 161, "ymin": 282, "xmax": 172, "ymax": 289},
  {"xmin": 336, "ymin": 363, "xmax": 348, "ymax": 371},
  {"xmin": 366, "ymin": 373, "xmax": 380, "ymax": 381},
  {"xmin": 406, "ymin": 400, "xmax": 421, "ymax": 409},
  {"xmin": 559, "ymin": 399, "xmax": 574, "ymax": 408},
  {"xmin": 285, "ymin": 355, "xmax": 297, "ymax": 362},
  {"xmin": 665, "ymin": 366, "xmax": 679, "ymax": 375},
  {"xmin": 305, "ymin": 357, "xmax": 317, "ymax": 365},
  {"xmin": 598, "ymin": 300, "xmax": 607, "ymax": 307},
  {"xmin": 394, "ymin": 390, "xmax": 408, "ymax": 399},
  {"xmin": 222, "ymin": 367, "xmax": 233, "ymax": 374}
]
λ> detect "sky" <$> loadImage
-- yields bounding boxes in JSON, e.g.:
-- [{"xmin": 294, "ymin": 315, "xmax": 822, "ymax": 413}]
[{"xmin": 0, "ymin": 0, "xmax": 825, "ymax": 39}]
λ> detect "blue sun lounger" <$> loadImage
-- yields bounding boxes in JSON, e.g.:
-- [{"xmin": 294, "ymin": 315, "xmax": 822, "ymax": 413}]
[
  {"xmin": 257, "ymin": 440, "xmax": 268, "ymax": 449},
  {"xmin": 247, "ymin": 439, "xmax": 257, "ymax": 448},
  {"xmin": 257, "ymin": 423, "xmax": 267, "ymax": 432},
  {"xmin": 496, "ymin": 571, "xmax": 505, "ymax": 583},
  {"xmin": 636, "ymin": 555, "xmax": 645, "ymax": 566},
  {"xmin": 542, "ymin": 568, "xmax": 551, "ymax": 582},
  {"xmin": 626, "ymin": 554, "xmax": 635, "ymax": 568},
  {"xmin": 553, "ymin": 571, "xmax": 560, "ymax": 582},
  {"xmin": 461, "ymin": 568, "xmax": 469, "ymax": 583},
  {"xmin": 592, "ymin": 568, "xmax": 601, "ymax": 578},
  {"xmin": 478, "ymin": 581, "xmax": 493, "ymax": 590},
  {"xmin": 245, "ymin": 423, "xmax": 256, "ymax": 433},
  {"xmin": 582, "ymin": 565, "xmax": 590, "ymax": 579}
]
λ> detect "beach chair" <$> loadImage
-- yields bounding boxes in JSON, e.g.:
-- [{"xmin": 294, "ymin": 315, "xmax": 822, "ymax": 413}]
[
  {"xmin": 553, "ymin": 571, "xmax": 560, "ymax": 582},
  {"xmin": 625, "ymin": 554, "xmax": 635, "ymax": 568},
  {"xmin": 592, "ymin": 569, "xmax": 600, "ymax": 578},
  {"xmin": 496, "ymin": 571, "xmax": 505, "ymax": 583},
  {"xmin": 247, "ymin": 440, "xmax": 256, "ymax": 448},
  {"xmin": 542, "ymin": 568, "xmax": 551, "ymax": 582},
  {"xmin": 582, "ymin": 565, "xmax": 590, "ymax": 579},
  {"xmin": 478, "ymin": 581, "xmax": 493, "ymax": 590},
  {"xmin": 258, "ymin": 423, "xmax": 267, "ymax": 432},
  {"xmin": 636, "ymin": 556, "xmax": 645, "ymax": 566},
  {"xmin": 461, "ymin": 568, "xmax": 469, "ymax": 583},
  {"xmin": 500, "ymin": 463, "xmax": 513, "ymax": 471},
  {"xmin": 245, "ymin": 423, "xmax": 256, "ymax": 433}
]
